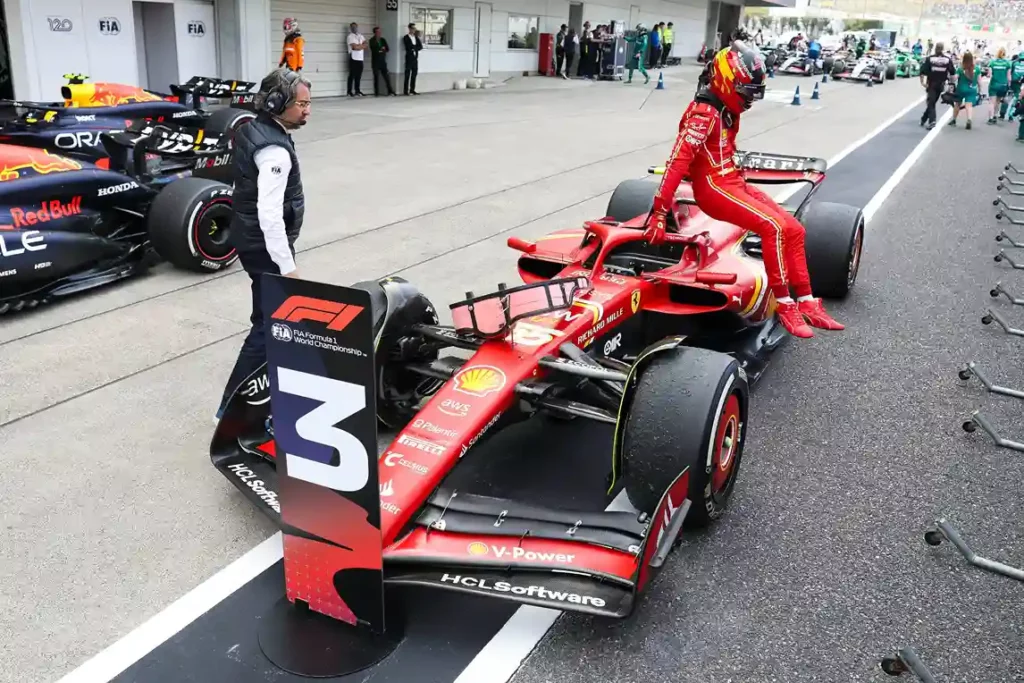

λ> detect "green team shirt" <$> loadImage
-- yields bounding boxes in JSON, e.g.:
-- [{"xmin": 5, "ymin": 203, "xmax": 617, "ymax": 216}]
[
  {"xmin": 1012, "ymin": 54, "xmax": 1024, "ymax": 83},
  {"xmin": 991, "ymin": 57, "xmax": 1011, "ymax": 88}
]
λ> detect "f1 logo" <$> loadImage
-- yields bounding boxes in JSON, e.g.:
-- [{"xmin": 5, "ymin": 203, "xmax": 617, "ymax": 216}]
[{"xmin": 271, "ymin": 295, "xmax": 364, "ymax": 331}]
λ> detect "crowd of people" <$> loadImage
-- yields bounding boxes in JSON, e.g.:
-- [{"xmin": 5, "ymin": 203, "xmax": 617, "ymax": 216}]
[
  {"xmin": 552, "ymin": 21, "xmax": 677, "ymax": 82},
  {"xmin": 930, "ymin": 0, "xmax": 1024, "ymax": 24}
]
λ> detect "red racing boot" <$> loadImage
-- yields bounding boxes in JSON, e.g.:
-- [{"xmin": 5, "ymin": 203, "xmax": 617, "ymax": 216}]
[
  {"xmin": 775, "ymin": 300, "xmax": 814, "ymax": 338},
  {"xmin": 798, "ymin": 297, "xmax": 845, "ymax": 331}
]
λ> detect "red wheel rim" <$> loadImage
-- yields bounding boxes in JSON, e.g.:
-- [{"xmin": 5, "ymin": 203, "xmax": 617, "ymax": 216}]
[{"xmin": 711, "ymin": 393, "xmax": 742, "ymax": 493}]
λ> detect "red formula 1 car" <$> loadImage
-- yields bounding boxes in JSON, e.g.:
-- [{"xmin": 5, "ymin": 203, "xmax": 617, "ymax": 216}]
[{"xmin": 211, "ymin": 150, "xmax": 865, "ymax": 618}]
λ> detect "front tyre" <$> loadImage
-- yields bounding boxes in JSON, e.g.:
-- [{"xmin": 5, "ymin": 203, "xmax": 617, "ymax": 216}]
[
  {"xmin": 147, "ymin": 177, "xmax": 237, "ymax": 273},
  {"xmin": 622, "ymin": 347, "xmax": 748, "ymax": 529}
]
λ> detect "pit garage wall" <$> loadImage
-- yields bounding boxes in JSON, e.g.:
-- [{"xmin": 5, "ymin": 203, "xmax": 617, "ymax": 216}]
[
  {"xmin": 371, "ymin": 0, "xmax": 710, "ymax": 95},
  {"xmin": 3, "ymin": 0, "xmax": 220, "ymax": 101}
]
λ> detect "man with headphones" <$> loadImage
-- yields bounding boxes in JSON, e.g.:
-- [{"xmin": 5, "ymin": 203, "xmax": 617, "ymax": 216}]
[{"xmin": 214, "ymin": 68, "xmax": 312, "ymax": 422}]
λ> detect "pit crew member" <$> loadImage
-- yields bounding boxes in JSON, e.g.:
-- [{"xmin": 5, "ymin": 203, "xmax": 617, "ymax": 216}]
[
  {"xmin": 215, "ymin": 68, "xmax": 311, "ymax": 421},
  {"xmin": 279, "ymin": 18, "xmax": 304, "ymax": 72},
  {"xmin": 644, "ymin": 43, "xmax": 844, "ymax": 339}
]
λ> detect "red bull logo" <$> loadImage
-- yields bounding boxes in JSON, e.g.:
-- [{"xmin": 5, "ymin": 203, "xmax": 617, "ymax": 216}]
[
  {"xmin": 11, "ymin": 197, "xmax": 83, "ymax": 228},
  {"xmin": 0, "ymin": 147, "xmax": 82, "ymax": 181},
  {"xmin": 65, "ymin": 82, "xmax": 163, "ymax": 108}
]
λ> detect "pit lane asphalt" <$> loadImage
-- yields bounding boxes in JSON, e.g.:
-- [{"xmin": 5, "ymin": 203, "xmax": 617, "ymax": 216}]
[
  {"xmin": 511, "ymin": 106, "xmax": 1024, "ymax": 683},
  {"xmin": 0, "ymin": 68, "xmax": 934, "ymax": 683}
]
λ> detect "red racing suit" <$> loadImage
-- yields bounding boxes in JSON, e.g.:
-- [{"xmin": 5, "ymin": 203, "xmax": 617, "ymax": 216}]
[{"xmin": 652, "ymin": 98, "xmax": 812, "ymax": 300}]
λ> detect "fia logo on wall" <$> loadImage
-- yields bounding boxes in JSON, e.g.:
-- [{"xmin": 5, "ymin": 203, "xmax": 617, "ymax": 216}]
[
  {"xmin": 47, "ymin": 16, "xmax": 73, "ymax": 32},
  {"xmin": 188, "ymin": 20, "xmax": 206, "ymax": 37},
  {"xmin": 98, "ymin": 17, "xmax": 121, "ymax": 35}
]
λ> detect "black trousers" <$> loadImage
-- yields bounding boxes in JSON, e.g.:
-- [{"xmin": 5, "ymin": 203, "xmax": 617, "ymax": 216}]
[
  {"xmin": 348, "ymin": 58, "xmax": 364, "ymax": 95},
  {"xmin": 564, "ymin": 51, "xmax": 575, "ymax": 77},
  {"xmin": 923, "ymin": 85, "xmax": 942, "ymax": 124},
  {"xmin": 217, "ymin": 249, "xmax": 282, "ymax": 415},
  {"xmin": 404, "ymin": 57, "xmax": 418, "ymax": 93},
  {"xmin": 662, "ymin": 43, "xmax": 672, "ymax": 65},
  {"xmin": 556, "ymin": 50, "xmax": 564, "ymax": 75},
  {"xmin": 372, "ymin": 58, "xmax": 395, "ymax": 94}
]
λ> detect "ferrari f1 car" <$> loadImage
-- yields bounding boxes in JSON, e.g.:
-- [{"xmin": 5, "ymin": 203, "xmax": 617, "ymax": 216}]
[
  {"xmin": 0, "ymin": 124, "xmax": 238, "ymax": 313},
  {"xmin": 211, "ymin": 150, "xmax": 865, "ymax": 618},
  {"xmin": 0, "ymin": 75, "xmax": 256, "ymax": 178}
]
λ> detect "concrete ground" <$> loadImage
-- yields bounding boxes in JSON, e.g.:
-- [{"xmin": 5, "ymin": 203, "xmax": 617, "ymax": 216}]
[{"xmin": 0, "ymin": 66, "xmax": 944, "ymax": 683}]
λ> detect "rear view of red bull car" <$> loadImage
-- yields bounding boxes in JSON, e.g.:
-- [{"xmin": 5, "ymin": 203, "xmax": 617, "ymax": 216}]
[
  {"xmin": 211, "ymin": 150, "xmax": 865, "ymax": 617},
  {"xmin": 0, "ymin": 125, "xmax": 239, "ymax": 313}
]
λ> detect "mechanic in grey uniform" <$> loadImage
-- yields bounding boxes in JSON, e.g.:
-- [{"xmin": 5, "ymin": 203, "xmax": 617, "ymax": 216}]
[
  {"xmin": 920, "ymin": 42, "xmax": 955, "ymax": 129},
  {"xmin": 214, "ymin": 68, "xmax": 311, "ymax": 422}
]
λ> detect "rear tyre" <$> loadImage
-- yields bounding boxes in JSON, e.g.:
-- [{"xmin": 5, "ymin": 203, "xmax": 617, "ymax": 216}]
[
  {"xmin": 147, "ymin": 177, "xmax": 236, "ymax": 273},
  {"xmin": 800, "ymin": 201, "xmax": 865, "ymax": 299},
  {"xmin": 622, "ymin": 347, "xmax": 748, "ymax": 529},
  {"xmin": 886, "ymin": 63, "xmax": 897, "ymax": 80},
  {"xmin": 204, "ymin": 106, "xmax": 256, "ymax": 142},
  {"xmin": 606, "ymin": 179, "xmax": 657, "ymax": 223}
]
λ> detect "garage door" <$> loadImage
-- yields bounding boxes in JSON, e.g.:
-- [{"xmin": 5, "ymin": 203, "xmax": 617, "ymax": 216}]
[{"xmin": 271, "ymin": 0, "xmax": 376, "ymax": 97}]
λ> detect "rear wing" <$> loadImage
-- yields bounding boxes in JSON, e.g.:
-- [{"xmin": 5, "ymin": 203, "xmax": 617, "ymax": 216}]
[
  {"xmin": 648, "ymin": 150, "xmax": 827, "ymax": 183},
  {"xmin": 101, "ymin": 119, "xmax": 228, "ymax": 179},
  {"xmin": 170, "ymin": 76, "xmax": 258, "ymax": 110}
]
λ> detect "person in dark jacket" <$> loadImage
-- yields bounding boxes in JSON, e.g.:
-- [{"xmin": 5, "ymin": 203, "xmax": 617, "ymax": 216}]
[
  {"xmin": 403, "ymin": 23, "xmax": 423, "ymax": 95},
  {"xmin": 369, "ymin": 26, "xmax": 396, "ymax": 96},
  {"xmin": 555, "ymin": 24, "xmax": 567, "ymax": 76},
  {"xmin": 920, "ymin": 41, "xmax": 955, "ymax": 129},
  {"xmin": 563, "ymin": 28, "xmax": 578, "ymax": 78},
  {"xmin": 214, "ymin": 68, "xmax": 311, "ymax": 421}
]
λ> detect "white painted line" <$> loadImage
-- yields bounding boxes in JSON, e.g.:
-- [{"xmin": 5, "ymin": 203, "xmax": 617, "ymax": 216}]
[
  {"xmin": 55, "ymin": 533, "xmax": 283, "ymax": 683},
  {"xmin": 454, "ymin": 93, "xmax": 935, "ymax": 683},
  {"xmin": 862, "ymin": 107, "xmax": 953, "ymax": 222}
]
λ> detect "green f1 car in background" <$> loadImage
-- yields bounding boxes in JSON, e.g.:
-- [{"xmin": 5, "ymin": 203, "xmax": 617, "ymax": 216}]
[{"xmin": 893, "ymin": 49, "xmax": 921, "ymax": 78}]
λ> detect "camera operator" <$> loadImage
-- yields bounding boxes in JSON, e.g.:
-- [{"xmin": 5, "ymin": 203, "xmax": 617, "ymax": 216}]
[
  {"xmin": 214, "ymin": 68, "xmax": 311, "ymax": 422},
  {"xmin": 920, "ymin": 42, "xmax": 955, "ymax": 130}
]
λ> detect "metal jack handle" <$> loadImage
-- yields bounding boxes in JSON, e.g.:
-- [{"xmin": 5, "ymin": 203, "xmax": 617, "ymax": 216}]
[
  {"xmin": 989, "ymin": 281, "xmax": 1024, "ymax": 305},
  {"xmin": 995, "ymin": 209, "xmax": 1024, "ymax": 225},
  {"xmin": 997, "ymin": 181, "xmax": 1024, "ymax": 195},
  {"xmin": 980, "ymin": 307, "xmax": 1024, "ymax": 336},
  {"xmin": 880, "ymin": 647, "xmax": 938, "ymax": 681},
  {"xmin": 995, "ymin": 230, "xmax": 1024, "ymax": 247},
  {"xmin": 958, "ymin": 361, "xmax": 1024, "ymax": 400},
  {"xmin": 924, "ymin": 518, "xmax": 1024, "ymax": 582},
  {"xmin": 999, "ymin": 171, "xmax": 1024, "ymax": 186},
  {"xmin": 993, "ymin": 249, "xmax": 1024, "ymax": 268},
  {"xmin": 962, "ymin": 410, "xmax": 1024, "ymax": 453},
  {"xmin": 1005, "ymin": 161, "xmax": 1024, "ymax": 175},
  {"xmin": 994, "ymin": 196, "xmax": 1024, "ymax": 213}
]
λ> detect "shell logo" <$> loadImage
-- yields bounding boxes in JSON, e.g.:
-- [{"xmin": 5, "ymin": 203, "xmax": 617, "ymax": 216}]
[
  {"xmin": 467, "ymin": 542, "xmax": 489, "ymax": 556},
  {"xmin": 453, "ymin": 365, "xmax": 507, "ymax": 397}
]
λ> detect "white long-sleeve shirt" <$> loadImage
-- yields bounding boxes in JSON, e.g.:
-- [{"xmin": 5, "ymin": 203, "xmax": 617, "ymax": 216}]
[{"xmin": 253, "ymin": 145, "xmax": 296, "ymax": 275}]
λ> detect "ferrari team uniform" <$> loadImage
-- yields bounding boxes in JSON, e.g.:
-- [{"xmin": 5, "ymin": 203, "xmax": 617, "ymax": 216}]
[{"xmin": 653, "ymin": 96, "xmax": 812, "ymax": 301}]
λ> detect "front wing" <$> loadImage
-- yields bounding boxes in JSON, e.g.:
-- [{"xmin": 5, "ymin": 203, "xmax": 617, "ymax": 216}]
[{"xmin": 210, "ymin": 365, "xmax": 695, "ymax": 618}]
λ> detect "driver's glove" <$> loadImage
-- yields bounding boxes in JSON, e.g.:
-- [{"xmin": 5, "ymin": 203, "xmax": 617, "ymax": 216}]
[{"xmin": 644, "ymin": 208, "xmax": 668, "ymax": 245}]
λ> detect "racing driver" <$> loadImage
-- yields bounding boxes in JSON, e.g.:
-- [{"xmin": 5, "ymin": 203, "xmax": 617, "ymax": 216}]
[{"xmin": 644, "ymin": 42, "xmax": 844, "ymax": 339}]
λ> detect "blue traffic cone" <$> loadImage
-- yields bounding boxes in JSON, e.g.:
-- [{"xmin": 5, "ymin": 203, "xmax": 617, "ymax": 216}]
[
  {"xmin": 821, "ymin": 73, "xmax": 829, "ymax": 83},
  {"xmin": 791, "ymin": 85, "xmax": 801, "ymax": 105},
  {"xmin": 811, "ymin": 82, "xmax": 820, "ymax": 100},
  {"xmin": 656, "ymin": 72, "xmax": 665, "ymax": 90}
]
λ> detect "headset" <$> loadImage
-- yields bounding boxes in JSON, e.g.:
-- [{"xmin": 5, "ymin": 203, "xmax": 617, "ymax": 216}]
[{"xmin": 262, "ymin": 69, "xmax": 301, "ymax": 116}]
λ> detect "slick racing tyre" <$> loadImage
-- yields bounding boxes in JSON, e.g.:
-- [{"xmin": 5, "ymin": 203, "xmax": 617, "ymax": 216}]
[
  {"xmin": 885, "ymin": 63, "xmax": 897, "ymax": 80},
  {"xmin": 822, "ymin": 57, "xmax": 834, "ymax": 74},
  {"xmin": 622, "ymin": 347, "xmax": 748, "ymax": 529},
  {"xmin": 606, "ymin": 178, "xmax": 656, "ymax": 223},
  {"xmin": 204, "ymin": 106, "xmax": 256, "ymax": 142},
  {"xmin": 147, "ymin": 177, "xmax": 237, "ymax": 273},
  {"xmin": 799, "ymin": 201, "xmax": 864, "ymax": 299}
]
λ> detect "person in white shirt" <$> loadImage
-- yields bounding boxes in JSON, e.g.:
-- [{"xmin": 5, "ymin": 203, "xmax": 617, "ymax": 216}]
[{"xmin": 347, "ymin": 22, "xmax": 368, "ymax": 96}]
